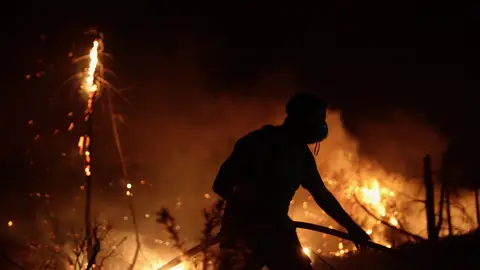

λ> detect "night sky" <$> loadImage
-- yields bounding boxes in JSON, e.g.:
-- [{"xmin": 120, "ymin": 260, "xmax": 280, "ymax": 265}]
[{"xmin": 1, "ymin": 3, "xmax": 476, "ymax": 223}]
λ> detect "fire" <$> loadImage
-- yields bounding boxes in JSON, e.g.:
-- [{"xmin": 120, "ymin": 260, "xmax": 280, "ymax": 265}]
[
  {"xmin": 21, "ymin": 39, "xmax": 477, "ymax": 268},
  {"xmin": 288, "ymin": 110, "xmax": 430, "ymax": 252},
  {"xmin": 360, "ymin": 180, "xmax": 387, "ymax": 217},
  {"xmin": 77, "ymin": 39, "xmax": 100, "ymax": 166},
  {"xmin": 359, "ymin": 178, "xmax": 399, "ymax": 227},
  {"xmin": 151, "ymin": 262, "xmax": 185, "ymax": 270},
  {"xmin": 81, "ymin": 40, "xmax": 100, "ymax": 93},
  {"xmin": 302, "ymin": 247, "xmax": 311, "ymax": 257}
]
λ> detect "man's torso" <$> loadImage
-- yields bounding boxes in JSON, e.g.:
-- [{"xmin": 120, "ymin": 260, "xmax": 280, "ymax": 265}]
[{"xmin": 222, "ymin": 125, "xmax": 316, "ymax": 227}]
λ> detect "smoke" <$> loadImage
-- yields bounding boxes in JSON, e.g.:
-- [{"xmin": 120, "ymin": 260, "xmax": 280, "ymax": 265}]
[
  {"xmin": 4, "ymin": 35, "xmax": 473, "ymax": 269},
  {"xmin": 104, "ymin": 59, "xmax": 452, "ymax": 250},
  {"xmin": 342, "ymin": 111, "xmax": 448, "ymax": 178},
  {"xmin": 91, "ymin": 52, "xmax": 455, "ymax": 265}
]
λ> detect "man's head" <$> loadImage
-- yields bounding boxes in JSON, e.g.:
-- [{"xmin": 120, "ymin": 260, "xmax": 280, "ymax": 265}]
[{"xmin": 283, "ymin": 93, "xmax": 328, "ymax": 144}]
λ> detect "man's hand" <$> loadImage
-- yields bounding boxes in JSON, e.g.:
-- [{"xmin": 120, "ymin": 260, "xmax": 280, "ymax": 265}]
[{"xmin": 347, "ymin": 225, "xmax": 371, "ymax": 251}]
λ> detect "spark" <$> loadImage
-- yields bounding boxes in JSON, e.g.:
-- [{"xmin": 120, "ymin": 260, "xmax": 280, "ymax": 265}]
[{"xmin": 7, "ymin": 221, "xmax": 13, "ymax": 227}]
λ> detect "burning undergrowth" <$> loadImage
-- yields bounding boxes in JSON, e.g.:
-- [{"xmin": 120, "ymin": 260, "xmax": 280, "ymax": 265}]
[
  {"xmin": 4, "ymin": 91, "xmax": 479, "ymax": 269},
  {"xmin": 3, "ymin": 36, "xmax": 478, "ymax": 269}
]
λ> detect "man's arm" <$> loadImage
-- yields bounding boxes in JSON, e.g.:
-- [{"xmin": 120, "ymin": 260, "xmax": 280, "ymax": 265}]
[
  {"xmin": 301, "ymin": 155, "xmax": 370, "ymax": 246},
  {"xmin": 301, "ymin": 157, "xmax": 365, "ymax": 234},
  {"xmin": 303, "ymin": 173, "xmax": 360, "ymax": 230}
]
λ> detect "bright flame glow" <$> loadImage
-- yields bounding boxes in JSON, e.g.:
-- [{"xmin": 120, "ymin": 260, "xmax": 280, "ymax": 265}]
[
  {"xmin": 82, "ymin": 40, "xmax": 100, "ymax": 93},
  {"xmin": 151, "ymin": 262, "xmax": 185, "ymax": 270},
  {"xmin": 302, "ymin": 247, "xmax": 311, "ymax": 257},
  {"xmin": 360, "ymin": 179, "xmax": 386, "ymax": 217}
]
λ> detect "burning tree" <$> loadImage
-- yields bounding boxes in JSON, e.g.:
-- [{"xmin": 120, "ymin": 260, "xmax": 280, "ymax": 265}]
[
  {"xmin": 0, "ymin": 32, "xmax": 148, "ymax": 270},
  {"xmin": 74, "ymin": 33, "xmax": 141, "ymax": 269}
]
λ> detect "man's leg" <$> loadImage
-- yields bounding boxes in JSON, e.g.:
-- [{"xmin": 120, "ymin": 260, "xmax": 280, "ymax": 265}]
[
  {"xmin": 263, "ymin": 243, "xmax": 313, "ymax": 270},
  {"xmin": 218, "ymin": 233, "xmax": 265, "ymax": 270},
  {"xmin": 255, "ymin": 228, "xmax": 313, "ymax": 270}
]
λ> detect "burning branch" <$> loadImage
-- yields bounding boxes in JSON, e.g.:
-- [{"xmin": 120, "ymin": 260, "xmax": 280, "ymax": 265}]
[{"xmin": 353, "ymin": 194, "xmax": 425, "ymax": 242}]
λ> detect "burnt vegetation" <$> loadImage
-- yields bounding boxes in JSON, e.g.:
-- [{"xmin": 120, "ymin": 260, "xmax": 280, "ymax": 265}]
[{"xmin": 153, "ymin": 155, "xmax": 480, "ymax": 270}]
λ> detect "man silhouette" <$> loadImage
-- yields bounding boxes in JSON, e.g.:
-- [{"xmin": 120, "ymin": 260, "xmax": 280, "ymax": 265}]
[{"xmin": 213, "ymin": 94, "xmax": 370, "ymax": 270}]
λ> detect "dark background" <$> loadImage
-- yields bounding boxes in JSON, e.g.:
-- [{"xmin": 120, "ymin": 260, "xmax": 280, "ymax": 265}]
[{"xmin": 0, "ymin": 3, "xmax": 477, "ymax": 226}]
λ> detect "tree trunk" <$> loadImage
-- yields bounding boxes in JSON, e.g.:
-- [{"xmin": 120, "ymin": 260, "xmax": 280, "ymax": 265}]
[
  {"xmin": 423, "ymin": 155, "xmax": 437, "ymax": 241},
  {"xmin": 475, "ymin": 187, "xmax": 480, "ymax": 227},
  {"xmin": 446, "ymin": 191, "xmax": 453, "ymax": 235},
  {"xmin": 435, "ymin": 183, "xmax": 445, "ymax": 236},
  {"xmin": 84, "ymin": 91, "xmax": 96, "ymax": 262}
]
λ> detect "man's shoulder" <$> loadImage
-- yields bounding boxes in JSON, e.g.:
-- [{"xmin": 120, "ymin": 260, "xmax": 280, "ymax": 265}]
[{"xmin": 237, "ymin": 125, "xmax": 278, "ymax": 145}]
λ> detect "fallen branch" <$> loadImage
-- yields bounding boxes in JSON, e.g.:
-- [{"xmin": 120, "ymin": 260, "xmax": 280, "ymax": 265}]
[{"xmin": 353, "ymin": 194, "xmax": 425, "ymax": 242}]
